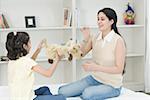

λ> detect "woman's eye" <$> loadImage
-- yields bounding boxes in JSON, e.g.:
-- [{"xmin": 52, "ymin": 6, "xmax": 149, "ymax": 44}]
[{"xmin": 101, "ymin": 18, "xmax": 104, "ymax": 21}]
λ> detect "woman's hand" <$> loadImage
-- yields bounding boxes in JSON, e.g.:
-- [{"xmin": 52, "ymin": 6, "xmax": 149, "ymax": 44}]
[
  {"xmin": 82, "ymin": 61, "xmax": 98, "ymax": 71},
  {"xmin": 80, "ymin": 27, "xmax": 91, "ymax": 41}
]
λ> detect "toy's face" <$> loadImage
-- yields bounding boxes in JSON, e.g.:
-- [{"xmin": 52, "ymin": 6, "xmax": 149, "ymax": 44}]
[
  {"xmin": 127, "ymin": 10, "xmax": 133, "ymax": 16},
  {"xmin": 69, "ymin": 44, "xmax": 83, "ymax": 59}
]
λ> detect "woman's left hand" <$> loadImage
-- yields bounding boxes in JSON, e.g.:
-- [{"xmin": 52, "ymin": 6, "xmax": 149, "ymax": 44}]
[{"xmin": 82, "ymin": 61, "xmax": 98, "ymax": 71}]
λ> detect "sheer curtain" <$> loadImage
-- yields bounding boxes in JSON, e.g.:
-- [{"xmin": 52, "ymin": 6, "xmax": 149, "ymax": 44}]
[{"xmin": 145, "ymin": 0, "xmax": 150, "ymax": 93}]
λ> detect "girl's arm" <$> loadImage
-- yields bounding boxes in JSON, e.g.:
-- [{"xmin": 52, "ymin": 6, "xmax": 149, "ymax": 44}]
[
  {"xmin": 31, "ymin": 40, "xmax": 44, "ymax": 60},
  {"xmin": 32, "ymin": 51, "xmax": 61, "ymax": 77},
  {"xmin": 32, "ymin": 60, "xmax": 59, "ymax": 77},
  {"xmin": 31, "ymin": 48, "xmax": 41, "ymax": 60}
]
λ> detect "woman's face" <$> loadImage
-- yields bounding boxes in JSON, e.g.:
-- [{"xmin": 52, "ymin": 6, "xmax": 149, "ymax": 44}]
[{"xmin": 97, "ymin": 12, "xmax": 113, "ymax": 32}]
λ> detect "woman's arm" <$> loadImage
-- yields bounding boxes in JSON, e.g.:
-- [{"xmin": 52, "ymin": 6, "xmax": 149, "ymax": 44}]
[
  {"xmin": 82, "ymin": 38, "xmax": 126, "ymax": 74},
  {"xmin": 80, "ymin": 39, "xmax": 92, "ymax": 57},
  {"xmin": 80, "ymin": 27, "xmax": 92, "ymax": 56}
]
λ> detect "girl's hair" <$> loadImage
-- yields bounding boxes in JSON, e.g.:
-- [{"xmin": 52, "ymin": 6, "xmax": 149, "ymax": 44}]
[
  {"xmin": 98, "ymin": 8, "xmax": 126, "ymax": 74},
  {"xmin": 6, "ymin": 32, "xmax": 30, "ymax": 60},
  {"xmin": 97, "ymin": 8, "xmax": 121, "ymax": 36}
]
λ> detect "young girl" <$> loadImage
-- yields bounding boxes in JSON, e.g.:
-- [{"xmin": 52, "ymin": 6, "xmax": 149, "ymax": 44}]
[
  {"xmin": 58, "ymin": 8, "xmax": 126, "ymax": 100},
  {"xmin": 6, "ymin": 32, "xmax": 66, "ymax": 100}
]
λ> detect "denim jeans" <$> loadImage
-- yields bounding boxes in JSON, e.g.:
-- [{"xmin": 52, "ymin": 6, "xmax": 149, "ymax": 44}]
[
  {"xmin": 34, "ymin": 86, "xmax": 66, "ymax": 100},
  {"xmin": 58, "ymin": 75, "xmax": 121, "ymax": 100}
]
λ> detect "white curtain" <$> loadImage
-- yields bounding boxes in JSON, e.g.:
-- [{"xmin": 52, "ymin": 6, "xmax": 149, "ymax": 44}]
[{"xmin": 145, "ymin": 0, "xmax": 150, "ymax": 93}]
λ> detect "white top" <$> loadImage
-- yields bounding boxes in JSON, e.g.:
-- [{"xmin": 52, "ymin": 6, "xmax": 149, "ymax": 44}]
[
  {"xmin": 8, "ymin": 56, "xmax": 37, "ymax": 100},
  {"xmin": 91, "ymin": 30, "xmax": 124, "ymax": 88},
  {"xmin": 96, "ymin": 30, "xmax": 115, "ymax": 48}
]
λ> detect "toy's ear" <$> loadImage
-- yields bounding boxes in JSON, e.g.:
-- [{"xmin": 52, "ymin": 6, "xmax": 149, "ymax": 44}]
[
  {"xmin": 48, "ymin": 59, "xmax": 53, "ymax": 64},
  {"xmin": 68, "ymin": 54, "xmax": 73, "ymax": 61}
]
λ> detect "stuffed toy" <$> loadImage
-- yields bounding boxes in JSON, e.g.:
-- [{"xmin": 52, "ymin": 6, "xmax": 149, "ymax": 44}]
[
  {"xmin": 123, "ymin": 3, "xmax": 135, "ymax": 24},
  {"xmin": 43, "ymin": 39, "xmax": 83, "ymax": 64},
  {"xmin": 67, "ymin": 40, "xmax": 83, "ymax": 60}
]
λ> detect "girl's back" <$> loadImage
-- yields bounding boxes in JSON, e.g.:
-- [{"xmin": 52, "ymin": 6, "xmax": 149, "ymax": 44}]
[{"xmin": 8, "ymin": 56, "xmax": 37, "ymax": 100}]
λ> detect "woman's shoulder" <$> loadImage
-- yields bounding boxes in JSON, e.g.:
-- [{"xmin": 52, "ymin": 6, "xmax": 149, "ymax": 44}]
[
  {"xmin": 112, "ymin": 33, "xmax": 125, "ymax": 47},
  {"xmin": 113, "ymin": 33, "xmax": 126, "ymax": 48},
  {"xmin": 113, "ymin": 33, "xmax": 124, "ymax": 41}
]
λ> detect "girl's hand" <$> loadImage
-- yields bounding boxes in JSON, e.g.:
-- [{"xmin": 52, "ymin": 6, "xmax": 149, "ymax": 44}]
[
  {"xmin": 31, "ymin": 39, "xmax": 46, "ymax": 60},
  {"xmin": 80, "ymin": 27, "xmax": 90, "ymax": 41},
  {"xmin": 82, "ymin": 61, "xmax": 97, "ymax": 71},
  {"xmin": 55, "ymin": 49, "xmax": 63, "ymax": 61},
  {"xmin": 37, "ymin": 39, "xmax": 45, "ymax": 50}
]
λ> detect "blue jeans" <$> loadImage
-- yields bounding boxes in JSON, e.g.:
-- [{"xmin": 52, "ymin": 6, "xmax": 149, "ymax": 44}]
[
  {"xmin": 58, "ymin": 75, "xmax": 121, "ymax": 100},
  {"xmin": 34, "ymin": 86, "xmax": 66, "ymax": 100}
]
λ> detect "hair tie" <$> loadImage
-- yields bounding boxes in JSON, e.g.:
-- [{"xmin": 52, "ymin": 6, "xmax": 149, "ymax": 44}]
[{"xmin": 14, "ymin": 31, "xmax": 17, "ymax": 36}]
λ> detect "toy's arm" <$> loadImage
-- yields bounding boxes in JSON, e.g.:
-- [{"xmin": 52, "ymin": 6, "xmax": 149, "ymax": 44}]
[
  {"xmin": 132, "ymin": 13, "xmax": 135, "ymax": 18},
  {"xmin": 123, "ymin": 12, "xmax": 127, "ymax": 19}
]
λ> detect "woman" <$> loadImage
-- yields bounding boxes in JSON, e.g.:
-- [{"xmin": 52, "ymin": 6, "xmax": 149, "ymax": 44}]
[{"xmin": 58, "ymin": 8, "xmax": 126, "ymax": 100}]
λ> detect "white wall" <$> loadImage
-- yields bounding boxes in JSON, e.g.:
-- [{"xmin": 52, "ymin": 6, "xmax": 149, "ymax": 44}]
[{"xmin": 145, "ymin": 0, "xmax": 150, "ymax": 93}]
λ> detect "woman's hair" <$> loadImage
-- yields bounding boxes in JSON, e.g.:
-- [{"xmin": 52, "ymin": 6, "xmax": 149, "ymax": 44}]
[
  {"xmin": 97, "ymin": 8, "xmax": 121, "ymax": 36},
  {"xmin": 6, "ymin": 32, "xmax": 30, "ymax": 60},
  {"xmin": 98, "ymin": 8, "xmax": 126, "ymax": 74}
]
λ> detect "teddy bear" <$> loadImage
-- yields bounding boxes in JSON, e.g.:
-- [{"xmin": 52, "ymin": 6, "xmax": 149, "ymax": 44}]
[
  {"xmin": 123, "ymin": 3, "xmax": 135, "ymax": 25},
  {"xmin": 43, "ymin": 39, "xmax": 83, "ymax": 64}
]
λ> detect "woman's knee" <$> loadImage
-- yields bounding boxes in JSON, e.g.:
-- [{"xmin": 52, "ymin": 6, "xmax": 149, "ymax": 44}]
[
  {"xmin": 58, "ymin": 86, "xmax": 70, "ymax": 96},
  {"xmin": 81, "ymin": 89, "xmax": 104, "ymax": 100},
  {"xmin": 81, "ymin": 88, "xmax": 93, "ymax": 100},
  {"xmin": 81, "ymin": 86, "xmax": 121, "ymax": 100},
  {"xmin": 58, "ymin": 84, "xmax": 83, "ymax": 97}
]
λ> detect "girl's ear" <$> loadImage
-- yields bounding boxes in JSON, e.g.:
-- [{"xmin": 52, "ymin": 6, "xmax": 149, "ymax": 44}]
[{"xmin": 23, "ymin": 44, "xmax": 28, "ymax": 50}]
